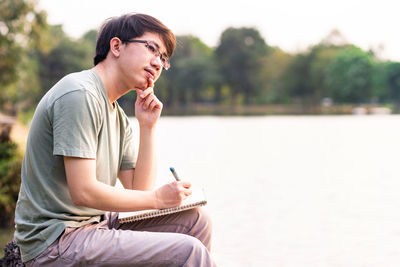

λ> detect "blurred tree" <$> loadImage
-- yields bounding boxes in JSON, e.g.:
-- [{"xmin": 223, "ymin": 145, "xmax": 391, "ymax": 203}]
[
  {"xmin": 281, "ymin": 52, "xmax": 313, "ymax": 103},
  {"xmin": 215, "ymin": 27, "xmax": 268, "ymax": 105},
  {"xmin": 308, "ymin": 44, "xmax": 348, "ymax": 102},
  {"xmin": 386, "ymin": 62, "xmax": 400, "ymax": 112},
  {"xmin": 281, "ymin": 42, "xmax": 349, "ymax": 107},
  {"xmin": 37, "ymin": 26, "xmax": 96, "ymax": 101},
  {"xmin": 0, "ymin": 0, "xmax": 49, "ymax": 113},
  {"xmin": 326, "ymin": 46, "xmax": 374, "ymax": 103},
  {"xmin": 175, "ymin": 56, "xmax": 219, "ymax": 103},
  {"xmin": 259, "ymin": 47, "xmax": 292, "ymax": 104},
  {"xmin": 81, "ymin": 29, "xmax": 98, "ymax": 50},
  {"xmin": 171, "ymin": 35, "xmax": 217, "ymax": 105},
  {"xmin": 371, "ymin": 61, "xmax": 390, "ymax": 103},
  {"xmin": 0, "ymin": 132, "xmax": 22, "ymax": 227}
]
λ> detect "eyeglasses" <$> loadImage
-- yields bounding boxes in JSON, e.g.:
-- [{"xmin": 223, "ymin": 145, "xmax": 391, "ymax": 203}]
[{"xmin": 122, "ymin": 39, "xmax": 170, "ymax": 70}]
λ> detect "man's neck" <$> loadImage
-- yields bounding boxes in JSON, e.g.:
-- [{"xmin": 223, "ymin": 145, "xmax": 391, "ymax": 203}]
[{"xmin": 93, "ymin": 63, "xmax": 128, "ymax": 104}]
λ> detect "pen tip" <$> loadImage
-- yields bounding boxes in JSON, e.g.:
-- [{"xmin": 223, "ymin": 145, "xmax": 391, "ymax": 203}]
[{"xmin": 169, "ymin": 167, "xmax": 174, "ymax": 171}]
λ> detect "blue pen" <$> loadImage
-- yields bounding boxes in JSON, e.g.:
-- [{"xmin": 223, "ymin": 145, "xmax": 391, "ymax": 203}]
[{"xmin": 169, "ymin": 167, "xmax": 181, "ymax": 181}]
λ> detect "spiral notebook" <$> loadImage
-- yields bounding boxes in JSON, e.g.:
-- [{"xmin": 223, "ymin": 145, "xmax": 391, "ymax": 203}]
[{"xmin": 118, "ymin": 188, "xmax": 207, "ymax": 223}]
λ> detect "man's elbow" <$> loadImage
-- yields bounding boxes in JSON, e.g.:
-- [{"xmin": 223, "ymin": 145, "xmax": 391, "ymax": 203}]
[
  {"xmin": 71, "ymin": 196, "xmax": 84, "ymax": 207},
  {"xmin": 69, "ymin": 191, "xmax": 92, "ymax": 207}
]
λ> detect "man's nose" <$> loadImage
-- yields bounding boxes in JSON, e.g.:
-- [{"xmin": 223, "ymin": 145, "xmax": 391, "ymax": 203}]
[{"xmin": 151, "ymin": 56, "xmax": 162, "ymax": 71}]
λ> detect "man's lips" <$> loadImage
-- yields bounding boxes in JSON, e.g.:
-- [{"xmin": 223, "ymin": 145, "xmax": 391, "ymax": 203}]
[{"xmin": 145, "ymin": 68, "xmax": 155, "ymax": 80}]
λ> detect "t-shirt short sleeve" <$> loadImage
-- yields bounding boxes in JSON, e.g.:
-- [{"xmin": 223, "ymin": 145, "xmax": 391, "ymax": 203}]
[{"xmin": 52, "ymin": 90, "xmax": 102, "ymax": 158}]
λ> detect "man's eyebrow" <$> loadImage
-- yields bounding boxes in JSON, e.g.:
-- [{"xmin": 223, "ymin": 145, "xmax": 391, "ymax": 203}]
[
  {"xmin": 151, "ymin": 41, "xmax": 160, "ymax": 49},
  {"xmin": 148, "ymin": 40, "xmax": 161, "ymax": 50},
  {"xmin": 150, "ymin": 40, "xmax": 168, "ymax": 57}
]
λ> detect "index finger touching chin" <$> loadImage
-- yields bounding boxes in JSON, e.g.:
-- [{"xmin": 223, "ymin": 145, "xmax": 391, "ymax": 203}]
[
  {"xmin": 148, "ymin": 78, "xmax": 154, "ymax": 88},
  {"xmin": 142, "ymin": 87, "xmax": 154, "ymax": 97}
]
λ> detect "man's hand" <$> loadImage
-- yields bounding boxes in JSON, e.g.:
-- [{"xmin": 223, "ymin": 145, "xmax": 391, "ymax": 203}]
[
  {"xmin": 135, "ymin": 78, "xmax": 162, "ymax": 128},
  {"xmin": 154, "ymin": 181, "xmax": 192, "ymax": 209}
]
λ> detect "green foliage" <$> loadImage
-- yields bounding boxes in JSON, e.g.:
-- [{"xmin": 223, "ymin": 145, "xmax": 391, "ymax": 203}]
[
  {"xmin": 281, "ymin": 52, "xmax": 313, "ymax": 102},
  {"xmin": 386, "ymin": 62, "xmax": 400, "ymax": 99},
  {"xmin": 258, "ymin": 47, "xmax": 292, "ymax": 104},
  {"xmin": 0, "ymin": 228, "xmax": 15, "ymax": 258},
  {"xmin": 281, "ymin": 43, "xmax": 348, "ymax": 105},
  {"xmin": 0, "ymin": 136, "xmax": 22, "ymax": 227},
  {"xmin": 386, "ymin": 62, "xmax": 400, "ymax": 112},
  {"xmin": 37, "ymin": 25, "xmax": 95, "ymax": 101},
  {"xmin": 326, "ymin": 46, "xmax": 374, "ymax": 103},
  {"xmin": 308, "ymin": 44, "xmax": 347, "ymax": 100},
  {"xmin": 216, "ymin": 27, "xmax": 268, "ymax": 104},
  {"xmin": 371, "ymin": 61, "xmax": 390, "ymax": 102},
  {"xmin": 216, "ymin": 27, "xmax": 268, "ymax": 105},
  {"xmin": 0, "ymin": 0, "xmax": 49, "ymax": 112}
]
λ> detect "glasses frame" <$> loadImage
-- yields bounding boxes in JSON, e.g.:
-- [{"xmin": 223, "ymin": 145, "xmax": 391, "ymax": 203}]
[{"xmin": 122, "ymin": 39, "xmax": 170, "ymax": 70}]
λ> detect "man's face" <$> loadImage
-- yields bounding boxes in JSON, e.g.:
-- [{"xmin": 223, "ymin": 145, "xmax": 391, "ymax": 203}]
[{"xmin": 117, "ymin": 32, "xmax": 167, "ymax": 90}]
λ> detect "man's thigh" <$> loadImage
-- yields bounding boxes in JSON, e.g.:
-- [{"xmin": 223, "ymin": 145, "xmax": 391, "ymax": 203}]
[
  {"xmin": 113, "ymin": 207, "xmax": 213, "ymax": 250},
  {"xmin": 29, "ymin": 220, "xmax": 212, "ymax": 267}
]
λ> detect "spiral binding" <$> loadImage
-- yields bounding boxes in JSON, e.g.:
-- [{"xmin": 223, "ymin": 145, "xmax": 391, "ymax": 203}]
[{"xmin": 119, "ymin": 200, "xmax": 207, "ymax": 223}]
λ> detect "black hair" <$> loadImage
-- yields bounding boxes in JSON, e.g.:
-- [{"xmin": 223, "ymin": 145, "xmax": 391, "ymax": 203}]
[{"xmin": 94, "ymin": 13, "xmax": 176, "ymax": 66}]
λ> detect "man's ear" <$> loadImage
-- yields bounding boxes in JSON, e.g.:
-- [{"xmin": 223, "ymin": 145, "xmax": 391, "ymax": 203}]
[{"xmin": 109, "ymin": 37, "xmax": 122, "ymax": 58}]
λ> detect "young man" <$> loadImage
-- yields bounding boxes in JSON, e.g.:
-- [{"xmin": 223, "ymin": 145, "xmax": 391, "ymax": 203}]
[{"xmin": 14, "ymin": 13, "xmax": 215, "ymax": 266}]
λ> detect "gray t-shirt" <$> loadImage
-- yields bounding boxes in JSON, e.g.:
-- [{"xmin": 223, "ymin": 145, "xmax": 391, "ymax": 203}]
[{"xmin": 14, "ymin": 69, "xmax": 136, "ymax": 262}]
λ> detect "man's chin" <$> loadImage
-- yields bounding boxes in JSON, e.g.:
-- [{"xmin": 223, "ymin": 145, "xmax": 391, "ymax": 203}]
[{"xmin": 132, "ymin": 83, "xmax": 148, "ymax": 91}]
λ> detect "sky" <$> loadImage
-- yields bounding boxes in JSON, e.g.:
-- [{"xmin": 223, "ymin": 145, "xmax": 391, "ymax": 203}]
[{"xmin": 38, "ymin": 0, "xmax": 400, "ymax": 61}]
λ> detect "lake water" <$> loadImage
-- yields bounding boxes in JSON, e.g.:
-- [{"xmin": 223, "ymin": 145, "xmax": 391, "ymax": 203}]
[{"xmin": 130, "ymin": 115, "xmax": 400, "ymax": 267}]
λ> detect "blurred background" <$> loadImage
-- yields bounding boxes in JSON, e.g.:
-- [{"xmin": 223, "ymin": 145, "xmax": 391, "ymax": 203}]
[{"xmin": 1, "ymin": 0, "xmax": 399, "ymax": 266}]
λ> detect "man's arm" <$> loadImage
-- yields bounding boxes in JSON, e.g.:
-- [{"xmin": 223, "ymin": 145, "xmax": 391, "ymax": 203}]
[
  {"xmin": 118, "ymin": 82, "xmax": 161, "ymax": 191},
  {"xmin": 65, "ymin": 81, "xmax": 192, "ymax": 211},
  {"xmin": 131, "ymin": 124, "xmax": 158, "ymax": 190},
  {"xmin": 64, "ymin": 157, "xmax": 192, "ymax": 211}
]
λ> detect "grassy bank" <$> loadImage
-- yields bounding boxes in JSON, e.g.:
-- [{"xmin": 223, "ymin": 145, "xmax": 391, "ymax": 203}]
[
  {"xmin": 161, "ymin": 103, "xmax": 393, "ymax": 116},
  {"xmin": 0, "ymin": 228, "xmax": 14, "ymax": 258},
  {"xmin": 0, "ymin": 118, "xmax": 29, "ymax": 258}
]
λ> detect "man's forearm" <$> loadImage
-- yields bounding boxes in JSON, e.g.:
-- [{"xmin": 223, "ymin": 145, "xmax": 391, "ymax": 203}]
[
  {"xmin": 64, "ymin": 157, "xmax": 158, "ymax": 211},
  {"xmin": 76, "ymin": 182, "xmax": 157, "ymax": 211},
  {"xmin": 132, "ymin": 126, "xmax": 157, "ymax": 190}
]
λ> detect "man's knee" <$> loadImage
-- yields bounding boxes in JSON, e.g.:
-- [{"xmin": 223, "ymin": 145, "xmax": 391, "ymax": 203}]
[
  {"xmin": 186, "ymin": 208, "xmax": 213, "ymax": 251},
  {"xmin": 197, "ymin": 208, "xmax": 213, "ymax": 228},
  {"xmin": 178, "ymin": 235, "xmax": 215, "ymax": 267}
]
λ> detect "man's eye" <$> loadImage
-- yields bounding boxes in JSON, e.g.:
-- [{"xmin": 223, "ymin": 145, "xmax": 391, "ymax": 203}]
[
  {"xmin": 147, "ymin": 44, "xmax": 156, "ymax": 53},
  {"xmin": 160, "ymin": 56, "xmax": 166, "ymax": 63}
]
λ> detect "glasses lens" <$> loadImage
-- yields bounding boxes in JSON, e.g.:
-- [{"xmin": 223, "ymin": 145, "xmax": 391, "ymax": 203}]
[
  {"xmin": 162, "ymin": 58, "xmax": 170, "ymax": 70},
  {"xmin": 146, "ymin": 41, "xmax": 170, "ymax": 70}
]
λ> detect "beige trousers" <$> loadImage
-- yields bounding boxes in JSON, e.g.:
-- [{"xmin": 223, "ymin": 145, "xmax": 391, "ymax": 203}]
[{"xmin": 26, "ymin": 208, "xmax": 215, "ymax": 266}]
